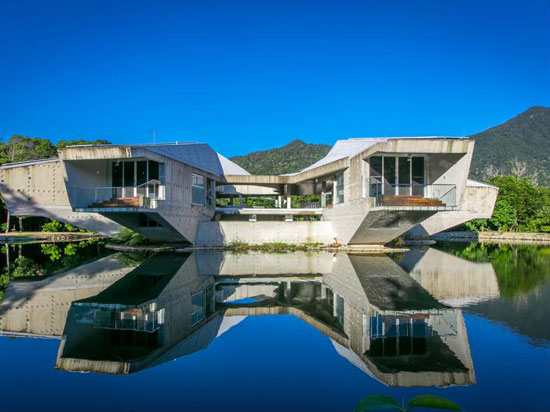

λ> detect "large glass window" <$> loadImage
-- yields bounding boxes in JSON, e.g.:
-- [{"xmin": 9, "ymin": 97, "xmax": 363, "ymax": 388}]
[
  {"xmin": 368, "ymin": 156, "xmax": 425, "ymax": 197},
  {"xmin": 398, "ymin": 157, "xmax": 411, "ymax": 195},
  {"xmin": 112, "ymin": 160, "xmax": 162, "ymax": 187},
  {"xmin": 336, "ymin": 172, "xmax": 345, "ymax": 204},
  {"xmin": 192, "ymin": 174, "xmax": 205, "ymax": 205},
  {"xmin": 369, "ymin": 156, "xmax": 383, "ymax": 197},
  {"xmin": 112, "ymin": 162, "xmax": 123, "ymax": 187},
  {"xmin": 190, "ymin": 291, "xmax": 205, "ymax": 325},
  {"xmin": 383, "ymin": 156, "xmax": 396, "ymax": 195},
  {"xmin": 412, "ymin": 157, "xmax": 425, "ymax": 196},
  {"xmin": 136, "ymin": 161, "xmax": 148, "ymax": 186},
  {"xmin": 123, "ymin": 161, "xmax": 135, "ymax": 188},
  {"xmin": 149, "ymin": 161, "xmax": 159, "ymax": 181}
]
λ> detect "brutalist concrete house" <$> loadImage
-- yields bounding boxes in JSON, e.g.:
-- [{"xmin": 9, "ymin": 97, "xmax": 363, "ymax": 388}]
[{"xmin": 0, "ymin": 137, "xmax": 498, "ymax": 245}]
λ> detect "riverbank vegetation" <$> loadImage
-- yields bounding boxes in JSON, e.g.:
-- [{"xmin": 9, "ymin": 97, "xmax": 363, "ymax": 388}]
[
  {"xmin": 227, "ymin": 241, "xmax": 325, "ymax": 252},
  {"xmin": 464, "ymin": 175, "xmax": 550, "ymax": 233},
  {"xmin": 0, "ymin": 238, "xmax": 106, "ymax": 301},
  {"xmin": 437, "ymin": 242, "xmax": 550, "ymax": 297}
]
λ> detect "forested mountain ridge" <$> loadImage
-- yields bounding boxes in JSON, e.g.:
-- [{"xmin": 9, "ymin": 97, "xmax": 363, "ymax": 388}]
[
  {"xmin": 469, "ymin": 106, "xmax": 550, "ymax": 186},
  {"xmin": 231, "ymin": 106, "xmax": 550, "ymax": 186},
  {"xmin": 230, "ymin": 139, "xmax": 331, "ymax": 175},
  {"xmin": 2, "ymin": 106, "xmax": 549, "ymax": 185}
]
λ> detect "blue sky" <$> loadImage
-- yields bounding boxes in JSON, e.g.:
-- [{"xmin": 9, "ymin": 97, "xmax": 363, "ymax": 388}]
[{"xmin": 1, "ymin": 0, "xmax": 549, "ymax": 157}]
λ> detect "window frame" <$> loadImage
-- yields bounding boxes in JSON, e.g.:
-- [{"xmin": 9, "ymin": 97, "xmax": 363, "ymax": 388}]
[{"xmin": 191, "ymin": 173, "xmax": 206, "ymax": 206}]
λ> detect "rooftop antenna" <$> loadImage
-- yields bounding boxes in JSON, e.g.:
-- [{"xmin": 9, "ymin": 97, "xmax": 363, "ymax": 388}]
[{"xmin": 148, "ymin": 129, "xmax": 157, "ymax": 144}]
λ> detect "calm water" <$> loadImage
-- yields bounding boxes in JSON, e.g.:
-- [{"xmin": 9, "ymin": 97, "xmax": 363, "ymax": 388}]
[{"xmin": 1, "ymin": 242, "xmax": 549, "ymax": 412}]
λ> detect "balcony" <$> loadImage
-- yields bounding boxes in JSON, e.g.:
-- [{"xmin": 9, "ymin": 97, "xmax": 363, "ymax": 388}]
[
  {"xmin": 368, "ymin": 178, "xmax": 457, "ymax": 209},
  {"xmin": 74, "ymin": 180, "xmax": 165, "ymax": 210}
]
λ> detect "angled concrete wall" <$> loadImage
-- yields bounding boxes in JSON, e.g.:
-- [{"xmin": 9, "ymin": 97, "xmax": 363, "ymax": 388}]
[
  {"xmin": 0, "ymin": 160, "xmax": 121, "ymax": 235},
  {"xmin": 406, "ymin": 181, "xmax": 498, "ymax": 237}
]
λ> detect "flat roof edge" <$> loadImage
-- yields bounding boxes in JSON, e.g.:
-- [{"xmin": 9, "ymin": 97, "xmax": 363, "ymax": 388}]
[{"xmin": 0, "ymin": 158, "xmax": 59, "ymax": 169}]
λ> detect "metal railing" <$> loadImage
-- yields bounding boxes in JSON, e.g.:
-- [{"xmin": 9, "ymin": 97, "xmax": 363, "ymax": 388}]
[
  {"xmin": 74, "ymin": 180, "xmax": 165, "ymax": 209},
  {"xmin": 75, "ymin": 306, "xmax": 164, "ymax": 333},
  {"xmin": 367, "ymin": 177, "xmax": 457, "ymax": 208}
]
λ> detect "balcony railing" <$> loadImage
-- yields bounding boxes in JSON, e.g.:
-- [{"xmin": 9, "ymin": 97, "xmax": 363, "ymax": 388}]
[
  {"xmin": 367, "ymin": 177, "xmax": 457, "ymax": 208},
  {"xmin": 74, "ymin": 180, "xmax": 165, "ymax": 209},
  {"xmin": 74, "ymin": 306, "xmax": 164, "ymax": 333}
]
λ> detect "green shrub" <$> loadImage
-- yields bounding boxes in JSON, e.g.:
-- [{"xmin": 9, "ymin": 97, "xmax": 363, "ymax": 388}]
[{"xmin": 41, "ymin": 220, "xmax": 63, "ymax": 232}]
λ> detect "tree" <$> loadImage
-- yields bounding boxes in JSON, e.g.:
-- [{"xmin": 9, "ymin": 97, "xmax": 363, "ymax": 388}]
[{"xmin": 464, "ymin": 176, "xmax": 550, "ymax": 233}]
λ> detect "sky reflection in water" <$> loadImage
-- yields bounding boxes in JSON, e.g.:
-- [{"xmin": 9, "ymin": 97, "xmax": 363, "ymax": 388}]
[{"xmin": 1, "ymin": 243, "xmax": 549, "ymax": 412}]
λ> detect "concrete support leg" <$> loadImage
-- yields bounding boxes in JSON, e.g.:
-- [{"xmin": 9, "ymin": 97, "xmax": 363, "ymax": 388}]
[
  {"xmin": 239, "ymin": 194, "xmax": 244, "ymax": 207},
  {"xmin": 286, "ymin": 195, "xmax": 291, "ymax": 209},
  {"xmin": 278, "ymin": 195, "xmax": 282, "ymax": 208}
]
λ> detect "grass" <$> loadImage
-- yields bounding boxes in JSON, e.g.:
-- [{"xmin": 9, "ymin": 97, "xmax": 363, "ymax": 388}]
[{"xmin": 227, "ymin": 241, "xmax": 326, "ymax": 252}]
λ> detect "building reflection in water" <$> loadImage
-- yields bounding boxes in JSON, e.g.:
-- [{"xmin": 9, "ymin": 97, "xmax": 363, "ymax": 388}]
[{"xmin": 0, "ymin": 248, "xmax": 502, "ymax": 386}]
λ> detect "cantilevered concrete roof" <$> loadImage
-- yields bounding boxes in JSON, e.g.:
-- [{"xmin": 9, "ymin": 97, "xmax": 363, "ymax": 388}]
[
  {"xmin": 59, "ymin": 142, "xmax": 250, "ymax": 177},
  {"xmin": 223, "ymin": 136, "xmax": 470, "ymax": 186},
  {"xmin": 295, "ymin": 136, "xmax": 466, "ymax": 175}
]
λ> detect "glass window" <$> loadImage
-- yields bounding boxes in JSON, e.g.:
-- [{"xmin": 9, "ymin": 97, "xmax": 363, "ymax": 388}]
[
  {"xmin": 148, "ymin": 161, "xmax": 159, "ymax": 181},
  {"xmin": 398, "ymin": 157, "xmax": 411, "ymax": 195},
  {"xmin": 335, "ymin": 295, "xmax": 345, "ymax": 327},
  {"xmin": 192, "ymin": 174, "xmax": 205, "ymax": 205},
  {"xmin": 336, "ymin": 172, "xmax": 344, "ymax": 204},
  {"xmin": 190, "ymin": 291, "xmax": 205, "ymax": 325},
  {"xmin": 412, "ymin": 157, "xmax": 425, "ymax": 196},
  {"xmin": 123, "ymin": 161, "xmax": 135, "ymax": 187},
  {"xmin": 137, "ymin": 161, "xmax": 148, "ymax": 186},
  {"xmin": 369, "ymin": 157, "xmax": 383, "ymax": 197},
  {"xmin": 383, "ymin": 156, "xmax": 396, "ymax": 195},
  {"xmin": 112, "ymin": 162, "xmax": 123, "ymax": 187}
]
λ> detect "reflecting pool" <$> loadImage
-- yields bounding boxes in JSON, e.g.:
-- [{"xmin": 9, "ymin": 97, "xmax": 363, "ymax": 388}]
[{"xmin": 1, "ymin": 243, "xmax": 549, "ymax": 411}]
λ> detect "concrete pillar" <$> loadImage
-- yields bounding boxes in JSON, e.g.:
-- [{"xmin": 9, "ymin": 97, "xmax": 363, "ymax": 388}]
[
  {"xmin": 238, "ymin": 194, "xmax": 244, "ymax": 207},
  {"xmin": 286, "ymin": 195, "xmax": 291, "ymax": 209},
  {"xmin": 285, "ymin": 281, "xmax": 291, "ymax": 303},
  {"xmin": 277, "ymin": 195, "xmax": 282, "ymax": 208}
]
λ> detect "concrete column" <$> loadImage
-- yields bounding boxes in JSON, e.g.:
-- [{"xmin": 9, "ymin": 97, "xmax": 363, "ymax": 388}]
[
  {"xmin": 285, "ymin": 281, "xmax": 292, "ymax": 303},
  {"xmin": 277, "ymin": 195, "xmax": 282, "ymax": 208},
  {"xmin": 286, "ymin": 195, "xmax": 291, "ymax": 209},
  {"xmin": 238, "ymin": 194, "xmax": 244, "ymax": 207}
]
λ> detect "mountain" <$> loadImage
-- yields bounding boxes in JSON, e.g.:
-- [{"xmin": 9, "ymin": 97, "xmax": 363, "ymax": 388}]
[
  {"xmin": 230, "ymin": 139, "xmax": 331, "ymax": 175},
  {"xmin": 231, "ymin": 107, "xmax": 550, "ymax": 185},
  {"xmin": 469, "ymin": 106, "xmax": 550, "ymax": 185}
]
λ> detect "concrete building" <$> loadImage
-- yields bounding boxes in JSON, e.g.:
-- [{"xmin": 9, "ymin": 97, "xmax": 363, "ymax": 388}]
[
  {"xmin": 0, "ymin": 137, "xmax": 498, "ymax": 245},
  {"xmin": 1, "ymin": 248, "xmax": 499, "ymax": 385}
]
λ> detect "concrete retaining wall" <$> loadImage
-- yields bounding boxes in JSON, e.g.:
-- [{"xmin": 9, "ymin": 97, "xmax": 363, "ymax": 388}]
[
  {"xmin": 433, "ymin": 231, "xmax": 550, "ymax": 244},
  {"xmin": 195, "ymin": 221, "xmax": 336, "ymax": 246}
]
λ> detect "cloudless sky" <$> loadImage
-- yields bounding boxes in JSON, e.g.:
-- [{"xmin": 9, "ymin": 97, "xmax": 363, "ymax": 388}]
[{"xmin": 1, "ymin": 0, "xmax": 549, "ymax": 157}]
